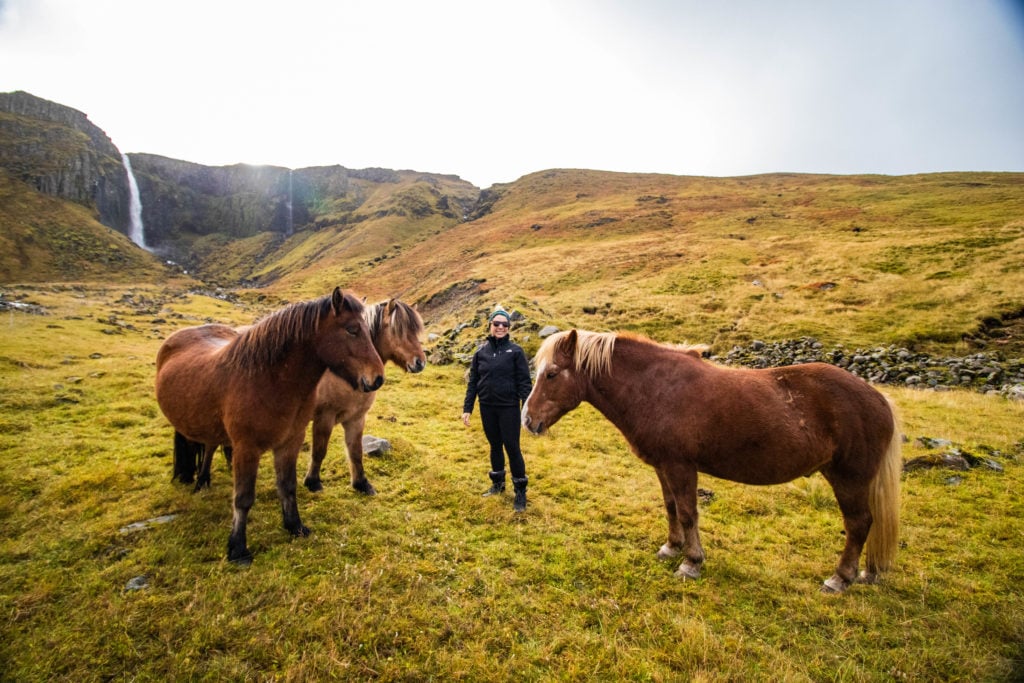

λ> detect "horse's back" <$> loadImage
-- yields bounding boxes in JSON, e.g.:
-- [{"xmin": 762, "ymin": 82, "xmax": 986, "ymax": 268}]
[
  {"xmin": 156, "ymin": 324, "xmax": 238, "ymax": 369},
  {"xmin": 680, "ymin": 360, "xmax": 893, "ymax": 484}
]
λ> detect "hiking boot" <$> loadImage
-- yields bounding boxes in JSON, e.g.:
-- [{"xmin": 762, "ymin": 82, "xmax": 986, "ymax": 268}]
[
  {"xmin": 482, "ymin": 470, "xmax": 506, "ymax": 496},
  {"xmin": 512, "ymin": 476, "xmax": 528, "ymax": 512}
]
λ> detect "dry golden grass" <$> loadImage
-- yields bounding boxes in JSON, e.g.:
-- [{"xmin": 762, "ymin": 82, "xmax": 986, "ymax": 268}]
[
  {"xmin": 2, "ymin": 169, "xmax": 1023, "ymax": 680},
  {"xmin": 1, "ymin": 286, "xmax": 1022, "ymax": 681}
]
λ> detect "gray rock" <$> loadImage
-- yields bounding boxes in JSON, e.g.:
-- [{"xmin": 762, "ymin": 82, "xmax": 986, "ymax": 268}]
[{"xmin": 362, "ymin": 435, "xmax": 392, "ymax": 457}]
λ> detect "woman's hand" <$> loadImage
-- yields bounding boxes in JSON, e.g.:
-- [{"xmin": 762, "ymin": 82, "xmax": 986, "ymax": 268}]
[{"xmin": 461, "ymin": 412, "xmax": 471, "ymax": 427}]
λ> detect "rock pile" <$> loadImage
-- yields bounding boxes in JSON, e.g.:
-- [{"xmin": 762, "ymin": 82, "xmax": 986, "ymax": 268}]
[{"xmin": 717, "ymin": 337, "xmax": 1024, "ymax": 399}]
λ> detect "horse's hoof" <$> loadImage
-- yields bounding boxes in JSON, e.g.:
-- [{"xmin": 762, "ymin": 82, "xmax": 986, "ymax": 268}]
[
  {"xmin": 675, "ymin": 561, "xmax": 702, "ymax": 580},
  {"xmin": 821, "ymin": 575, "xmax": 849, "ymax": 594},
  {"xmin": 227, "ymin": 547, "xmax": 253, "ymax": 565},
  {"xmin": 353, "ymin": 479, "xmax": 377, "ymax": 496},
  {"xmin": 304, "ymin": 477, "xmax": 324, "ymax": 493},
  {"xmin": 657, "ymin": 543, "xmax": 681, "ymax": 559},
  {"xmin": 292, "ymin": 524, "xmax": 311, "ymax": 538},
  {"xmin": 856, "ymin": 570, "xmax": 878, "ymax": 585}
]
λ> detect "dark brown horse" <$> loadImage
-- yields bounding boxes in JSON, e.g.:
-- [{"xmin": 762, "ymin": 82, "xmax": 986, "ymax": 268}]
[
  {"xmin": 155, "ymin": 288, "xmax": 385, "ymax": 563},
  {"xmin": 305, "ymin": 298, "xmax": 425, "ymax": 494},
  {"xmin": 521, "ymin": 330, "xmax": 901, "ymax": 593}
]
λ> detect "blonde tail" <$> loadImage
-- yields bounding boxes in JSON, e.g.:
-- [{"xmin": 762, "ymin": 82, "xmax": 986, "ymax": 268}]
[{"xmin": 864, "ymin": 400, "xmax": 902, "ymax": 575}]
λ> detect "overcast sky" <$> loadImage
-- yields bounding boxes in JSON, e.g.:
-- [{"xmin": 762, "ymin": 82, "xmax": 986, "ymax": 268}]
[{"xmin": 1, "ymin": 0, "xmax": 1022, "ymax": 188}]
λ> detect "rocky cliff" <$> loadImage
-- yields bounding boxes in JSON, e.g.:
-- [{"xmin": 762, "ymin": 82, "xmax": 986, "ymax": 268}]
[
  {"xmin": 0, "ymin": 91, "xmax": 483, "ymax": 267},
  {"xmin": 0, "ymin": 91, "xmax": 130, "ymax": 235}
]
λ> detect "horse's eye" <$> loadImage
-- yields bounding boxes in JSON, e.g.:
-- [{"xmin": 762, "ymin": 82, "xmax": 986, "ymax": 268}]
[
  {"xmin": 546, "ymin": 369, "xmax": 559, "ymax": 379},
  {"xmin": 346, "ymin": 325, "xmax": 359, "ymax": 336}
]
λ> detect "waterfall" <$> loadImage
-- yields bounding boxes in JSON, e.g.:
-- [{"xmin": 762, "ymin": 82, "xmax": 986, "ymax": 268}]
[
  {"xmin": 121, "ymin": 152, "xmax": 148, "ymax": 250},
  {"xmin": 287, "ymin": 169, "xmax": 294, "ymax": 236}
]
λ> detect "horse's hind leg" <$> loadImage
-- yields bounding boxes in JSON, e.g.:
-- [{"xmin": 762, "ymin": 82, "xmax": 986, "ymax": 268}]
[
  {"xmin": 656, "ymin": 462, "xmax": 705, "ymax": 580},
  {"xmin": 304, "ymin": 408, "xmax": 335, "ymax": 492},
  {"xmin": 344, "ymin": 414, "xmax": 375, "ymax": 495},
  {"xmin": 821, "ymin": 471, "xmax": 873, "ymax": 593},
  {"xmin": 655, "ymin": 468, "xmax": 685, "ymax": 559},
  {"xmin": 172, "ymin": 431, "xmax": 199, "ymax": 484},
  {"xmin": 194, "ymin": 443, "xmax": 217, "ymax": 492}
]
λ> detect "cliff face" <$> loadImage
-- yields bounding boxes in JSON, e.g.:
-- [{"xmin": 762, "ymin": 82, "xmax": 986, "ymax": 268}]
[
  {"xmin": 0, "ymin": 91, "xmax": 483, "ymax": 275},
  {"xmin": 0, "ymin": 91, "xmax": 130, "ymax": 234},
  {"xmin": 130, "ymin": 155, "xmax": 480, "ymax": 255}
]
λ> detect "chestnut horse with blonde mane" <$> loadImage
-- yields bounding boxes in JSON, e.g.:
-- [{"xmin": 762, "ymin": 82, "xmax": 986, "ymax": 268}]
[
  {"xmin": 304, "ymin": 298, "xmax": 425, "ymax": 494},
  {"xmin": 522, "ymin": 330, "xmax": 901, "ymax": 593},
  {"xmin": 155, "ymin": 287, "xmax": 385, "ymax": 563}
]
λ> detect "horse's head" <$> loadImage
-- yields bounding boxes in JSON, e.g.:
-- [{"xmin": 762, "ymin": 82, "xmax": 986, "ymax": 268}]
[
  {"xmin": 370, "ymin": 299, "xmax": 426, "ymax": 374},
  {"xmin": 522, "ymin": 329, "xmax": 587, "ymax": 435},
  {"xmin": 316, "ymin": 288, "xmax": 385, "ymax": 392}
]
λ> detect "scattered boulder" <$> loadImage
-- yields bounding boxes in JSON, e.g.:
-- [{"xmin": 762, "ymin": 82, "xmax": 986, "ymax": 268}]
[
  {"xmin": 362, "ymin": 435, "xmax": 392, "ymax": 457},
  {"xmin": 124, "ymin": 576, "xmax": 149, "ymax": 592},
  {"xmin": 718, "ymin": 336, "xmax": 1024, "ymax": 397}
]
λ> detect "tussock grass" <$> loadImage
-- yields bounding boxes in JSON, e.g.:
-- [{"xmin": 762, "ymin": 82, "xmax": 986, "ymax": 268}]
[{"xmin": 2, "ymin": 286, "xmax": 1023, "ymax": 681}]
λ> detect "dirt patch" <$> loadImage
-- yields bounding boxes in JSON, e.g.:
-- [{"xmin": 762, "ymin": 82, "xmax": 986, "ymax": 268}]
[
  {"xmin": 418, "ymin": 279, "xmax": 487, "ymax": 323},
  {"xmin": 966, "ymin": 308, "xmax": 1024, "ymax": 357}
]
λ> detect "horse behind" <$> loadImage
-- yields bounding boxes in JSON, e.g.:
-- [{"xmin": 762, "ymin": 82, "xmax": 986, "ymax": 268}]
[
  {"xmin": 304, "ymin": 298, "xmax": 425, "ymax": 494},
  {"xmin": 155, "ymin": 287, "xmax": 385, "ymax": 563},
  {"xmin": 522, "ymin": 329, "xmax": 901, "ymax": 593}
]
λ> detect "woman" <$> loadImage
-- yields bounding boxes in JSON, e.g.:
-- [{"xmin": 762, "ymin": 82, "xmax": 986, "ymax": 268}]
[{"xmin": 462, "ymin": 308, "xmax": 533, "ymax": 512}]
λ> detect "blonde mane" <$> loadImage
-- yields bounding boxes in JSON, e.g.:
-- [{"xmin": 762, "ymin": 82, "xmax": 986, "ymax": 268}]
[
  {"xmin": 365, "ymin": 299, "xmax": 423, "ymax": 343},
  {"xmin": 536, "ymin": 330, "xmax": 708, "ymax": 380}
]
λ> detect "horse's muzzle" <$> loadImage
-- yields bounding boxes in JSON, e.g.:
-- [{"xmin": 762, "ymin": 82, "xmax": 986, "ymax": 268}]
[
  {"xmin": 361, "ymin": 375, "xmax": 385, "ymax": 392},
  {"xmin": 521, "ymin": 412, "xmax": 544, "ymax": 435},
  {"xmin": 407, "ymin": 358, "xmax": 426, "ymax": 373}
]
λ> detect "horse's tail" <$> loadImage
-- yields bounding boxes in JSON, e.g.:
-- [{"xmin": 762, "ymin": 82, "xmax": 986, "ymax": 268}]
[
  {"xmin": 172, "ymin": 431, "xmax": 201, "ymax": 484},
  {"xmin": 864, "ymin": 399, "xmax": 902, "ymax": 574}
]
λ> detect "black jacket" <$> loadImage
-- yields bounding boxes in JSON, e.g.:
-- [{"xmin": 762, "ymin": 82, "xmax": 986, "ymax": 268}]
[{"xmin": 463, "ymin": 336, "xmax": 532, "ymax": 412}]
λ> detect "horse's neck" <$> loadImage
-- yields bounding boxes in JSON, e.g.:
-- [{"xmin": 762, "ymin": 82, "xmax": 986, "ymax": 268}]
[
  {"xmin": 247, "ymin": 335, "xmax": 327, "ymax": 395},
  {"xmin": 584, "ymin": 340, "xmax": 698, "ymax": 434}
]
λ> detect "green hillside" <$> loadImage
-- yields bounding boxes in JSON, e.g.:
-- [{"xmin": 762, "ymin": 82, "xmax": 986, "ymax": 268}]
[
  {"xmin": 0, "ymin": 170, "xmax": 167, "ymax": 283},
  {"xmin": 331, "ymin": 170, "xmax": 1024, "ymax": 357}
]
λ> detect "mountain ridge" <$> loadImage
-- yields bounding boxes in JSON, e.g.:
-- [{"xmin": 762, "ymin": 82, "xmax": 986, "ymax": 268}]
[{"xmin": 1, "ymin": 91, "xmax": 1022, "ymax": 357}]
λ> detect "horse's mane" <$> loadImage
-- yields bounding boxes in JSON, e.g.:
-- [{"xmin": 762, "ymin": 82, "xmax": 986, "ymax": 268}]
[
  {"xmin": 224, "ymin": 292, "xmax": 360, "ymax": 372},
  {"xmin": 536, "ymin": 330, "xmax": 707, "ymax": 380},
  {"xmin": 366, "ymin": 299, "xmax": 423, "ymax": 343}
]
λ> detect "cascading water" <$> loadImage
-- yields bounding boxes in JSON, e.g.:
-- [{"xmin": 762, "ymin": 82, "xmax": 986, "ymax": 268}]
[
  {"xmin": 121, "ymin": 152, "xmax": 148, "ymax": 250},
  {"xmin": 287, "ymin": 169, "xmax": 294, "ymax": 236}
]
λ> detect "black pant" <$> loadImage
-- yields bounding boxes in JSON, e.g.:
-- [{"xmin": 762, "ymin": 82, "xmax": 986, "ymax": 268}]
[{"xmin": 479, "ymin": 404, "xmax": 526, "ymax": 479}]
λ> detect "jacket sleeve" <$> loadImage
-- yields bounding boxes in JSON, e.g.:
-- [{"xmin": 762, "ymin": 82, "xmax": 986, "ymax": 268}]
[
  {"xmin": 463, "ymin": 350, "xmax": 480, "ymax": 414},
  {"xmin": 515, "ymin": 348, "xmax": 533, "ymax": 402}
]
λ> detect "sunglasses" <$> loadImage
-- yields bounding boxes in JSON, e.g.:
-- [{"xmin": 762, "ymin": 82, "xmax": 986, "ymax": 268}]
[{"xmin": 491, "ymin": 320, "xmax": 509, "ymax": 327}]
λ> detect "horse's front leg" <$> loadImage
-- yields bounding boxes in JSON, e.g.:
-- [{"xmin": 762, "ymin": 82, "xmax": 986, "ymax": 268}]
[
  {"xmin": 657, "ymin": 461, "xmax": 705, "ymax": 580},
  {"xmin": 274, "ymin": 433, "xmax": 311, "ymax": 538},
  {"xmin": 344, "ymin": 414, "xmax": 375, "ymax": 495},
  {"xmin": 304, "ymin": 407, "xmax": 335, "ymax": 492},
  {"xmin": 227, "ymin": 445, "xmax": 259, "ymax": 564}
]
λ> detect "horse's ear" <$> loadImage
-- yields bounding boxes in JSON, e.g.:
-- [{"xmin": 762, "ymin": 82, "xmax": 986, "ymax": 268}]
[
  {"xmin": 386, "ymin": 298, "xmax": 396, "ymax": 315},
  {"xmin": 331, "ymin": 287, "xmax": 344, "ymax": 314},
  {"xmin": 557, "ymin": 329, "xmax": 578, "ymax": 361}
]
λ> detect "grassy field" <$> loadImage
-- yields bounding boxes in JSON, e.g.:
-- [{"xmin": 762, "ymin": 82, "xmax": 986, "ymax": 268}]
[{"xmin": 2, "ymin": 285, "xmax": 1022, "ymax": 681}]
